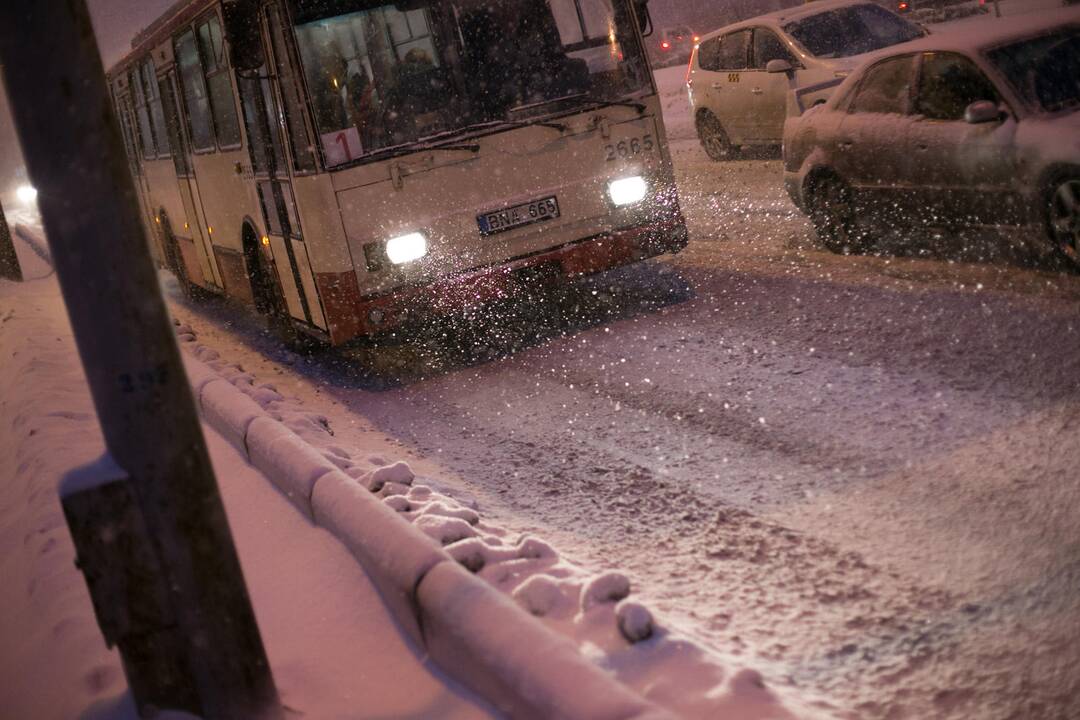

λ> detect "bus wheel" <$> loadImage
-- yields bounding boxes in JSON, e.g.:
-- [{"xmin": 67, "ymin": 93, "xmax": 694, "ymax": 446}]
[{"xmin": 696, "ymin": 112, "xmax": 736, "ymax": 161}]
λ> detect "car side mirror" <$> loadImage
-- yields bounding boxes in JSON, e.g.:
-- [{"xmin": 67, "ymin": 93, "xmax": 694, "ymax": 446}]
[
  {"xmin": 964, "ymin": 100, "xmax": 1002, "ymax": 124},
  {"xmin": 766, "ymin": 59, "xmax": 794, "ymax": 74}
]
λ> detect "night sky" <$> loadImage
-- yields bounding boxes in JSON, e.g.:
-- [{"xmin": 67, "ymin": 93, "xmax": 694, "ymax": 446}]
[{"xmin": 1, "ymin": 0, "xmax": 174, "ymax": 190}]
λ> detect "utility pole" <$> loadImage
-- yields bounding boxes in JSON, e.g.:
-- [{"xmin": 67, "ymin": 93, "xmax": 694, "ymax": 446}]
[
  {"xmin": 0, "ymin": 4, "xmax": 279, "ymax": 718},
  {"xmin": 0, "ymin": 201, "xmax": 20, "ymax": 281}
]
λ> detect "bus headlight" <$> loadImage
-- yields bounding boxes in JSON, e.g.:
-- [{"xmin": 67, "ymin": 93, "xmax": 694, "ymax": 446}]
[
  {"xmin": 16, "ymin": 184, "xmax": 37, "ymax": 204},
  {"xmin": 385, "ymin": 232, "xmax": 427, "ymax": 265},
  {"xmin": 608, "ymin": 176, "xmax": 648, "ymax": 206}
]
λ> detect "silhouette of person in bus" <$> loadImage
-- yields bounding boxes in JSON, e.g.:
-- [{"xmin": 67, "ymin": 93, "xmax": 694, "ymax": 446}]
[
  {"xmin": 385, "ymin": 47, "xmax": 450, "ymax": 140},
  {"xmin": 461, "ymin": 0, "xmax": 588, "ymax": 115}
]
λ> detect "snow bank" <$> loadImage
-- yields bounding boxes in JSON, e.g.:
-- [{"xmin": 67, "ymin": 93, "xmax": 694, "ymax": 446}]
[{"xmin": 416, "ymin": 560, "xmax": 674, "ymax": 720}]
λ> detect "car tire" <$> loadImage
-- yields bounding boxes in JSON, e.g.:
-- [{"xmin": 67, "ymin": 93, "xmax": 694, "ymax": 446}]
[
  {"xmin": 696, "ymin": 112, "xmax": 737, "ymax": 162},
  {"xmin": 1045, "ymin": 171, "xmax": 1080, "ymax": 270},
  {"xmin": 808, "ymin": 172, "xmax": 871, "ymax": 255}
]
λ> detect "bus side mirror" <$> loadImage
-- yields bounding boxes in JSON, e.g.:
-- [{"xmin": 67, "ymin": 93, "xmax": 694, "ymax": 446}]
[
  {"xmin": 634, "ymin": 0, "xmax": 653, "ymax": 37},
  {"xmin": 222, "ymin": 0, "xmax": 265, "ymax": 72}
]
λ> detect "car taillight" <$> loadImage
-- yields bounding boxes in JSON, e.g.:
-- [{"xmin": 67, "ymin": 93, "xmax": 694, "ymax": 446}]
[{"xmin": 661, "ymin": 40, "xmax": 671, "ymax": 49}]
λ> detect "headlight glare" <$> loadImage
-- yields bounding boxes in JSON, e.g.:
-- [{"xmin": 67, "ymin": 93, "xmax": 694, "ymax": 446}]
[
  {"xmin": 608, "ymin": 176, "xmax": 648, "ymax": 206},
  {"xmin": 385, "ymin": 232, "xmax": 428, "ymax": 265},
  {"xmin": 16, "ymin": 184, "xmax": 37, "ymax": 204}
]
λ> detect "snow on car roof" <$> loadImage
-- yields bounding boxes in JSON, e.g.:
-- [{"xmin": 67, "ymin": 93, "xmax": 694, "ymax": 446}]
[
  {"xmin": 892, "ymin": 6, "xmax": 1080, "ymax": 55},
  {"xmin": 698, "ymin": 0, "xmax": 881, "ymax": 42}
]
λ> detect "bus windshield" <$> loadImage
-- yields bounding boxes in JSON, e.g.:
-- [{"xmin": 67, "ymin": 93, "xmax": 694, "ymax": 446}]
[{"xmin": 292, "ymin": 0, "xmax": 651, "ymax": 167}]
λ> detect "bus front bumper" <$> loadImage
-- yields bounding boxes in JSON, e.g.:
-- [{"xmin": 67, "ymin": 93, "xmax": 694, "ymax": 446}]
[{"xmin": 354, "ymin": 217, "xmax": 689, "ymax": 337}]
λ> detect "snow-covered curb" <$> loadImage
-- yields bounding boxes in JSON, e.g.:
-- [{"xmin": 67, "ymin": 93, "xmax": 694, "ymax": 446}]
[
  {"xmin": 178, "ymin": 335, "xmax": 676, "ymax": 719},
  {"xmin": 13, "ymin": 223, "xmax": 53, "ymax": 268}
]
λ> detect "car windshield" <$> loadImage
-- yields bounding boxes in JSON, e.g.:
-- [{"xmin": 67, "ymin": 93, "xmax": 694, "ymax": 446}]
[
  {"xmin": 291, "ymin": 0, "xmax": 651, "ymax": 167},
  {"xmin": 784, "ymin": 4, "xmax": 923, "ymax": 59},
  {"xmin": 985, "ymin": 27, "xmax": 1080, "ymax": 113}
]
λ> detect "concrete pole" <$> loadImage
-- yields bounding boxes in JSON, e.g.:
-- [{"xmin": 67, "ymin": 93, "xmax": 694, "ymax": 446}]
[
  {"xmin": 0, "ymin": 202, "xmax": 20, "ymax": 281},
  {"xmin": 0, "ymin": 4, "xmax": 279, "ymax": 718}
]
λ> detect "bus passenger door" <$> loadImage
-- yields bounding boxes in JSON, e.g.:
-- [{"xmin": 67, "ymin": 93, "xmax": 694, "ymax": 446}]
[
  {"xmin": 233, "ymin": 6, "xmax": 325, "ymax": 329},
  {"xmin": 161, "ymin": 70, "xmax": 223, "ymax": 289}
]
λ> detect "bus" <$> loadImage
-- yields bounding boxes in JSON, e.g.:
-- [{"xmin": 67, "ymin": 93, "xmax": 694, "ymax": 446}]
[{"xmin": 107, "ymin": 0, "xmax": 688, "ymax": 346}]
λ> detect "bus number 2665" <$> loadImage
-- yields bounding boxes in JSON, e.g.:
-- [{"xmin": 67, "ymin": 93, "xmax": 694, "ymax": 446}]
[{"xmin": 604, "ymin": 134, "xmax": 655, "ymax": 161}]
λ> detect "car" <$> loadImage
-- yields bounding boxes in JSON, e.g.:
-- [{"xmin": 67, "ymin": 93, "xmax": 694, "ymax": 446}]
[
  {"xmin": 687, "ymin": 0, "xmax": 924, "ymax": 160},
  {"xmin": 782, "ymin": 11, "xmax": 1080, "ymax": 264},
  {"xmin": 655, "ymin": 25, "xmax": 697, "ymax": 67}
]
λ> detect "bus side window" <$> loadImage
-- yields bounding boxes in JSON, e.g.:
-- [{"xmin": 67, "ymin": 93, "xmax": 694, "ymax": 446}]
[
  {"xmin": 175, "ymin": 29, "xmax": 216, "ymax": 151},
  {"xmin": 196, "ymin": 14, "xmax": 243, "ymax": 148}
]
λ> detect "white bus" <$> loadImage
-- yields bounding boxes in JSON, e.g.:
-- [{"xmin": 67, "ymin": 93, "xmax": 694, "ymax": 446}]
[{"xmin": 108, "ymin": 0, "xmax": 688, "ymax": 346}]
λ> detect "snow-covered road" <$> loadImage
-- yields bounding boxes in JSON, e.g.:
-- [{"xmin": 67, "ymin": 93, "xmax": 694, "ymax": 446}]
[{"xmin": 165, "ymin": 65, "xmax": 1080, "ymax": 719}]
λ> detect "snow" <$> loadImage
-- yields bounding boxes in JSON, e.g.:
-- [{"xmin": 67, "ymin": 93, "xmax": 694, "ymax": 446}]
[
  {"xmin": 169, "ymin": 319, "xmax": 826, "ymax": 717},
  {"xmin": 0, "ymin": 274, "xmax": 491, "ymax": 719}
]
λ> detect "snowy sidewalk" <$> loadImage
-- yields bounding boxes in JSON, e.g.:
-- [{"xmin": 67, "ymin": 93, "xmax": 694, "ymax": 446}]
[{"xmin": 0, "ymin": 275, "xmax": 491, "ymax": 719}]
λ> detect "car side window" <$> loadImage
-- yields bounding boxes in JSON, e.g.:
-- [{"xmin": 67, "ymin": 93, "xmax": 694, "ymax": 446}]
[
  {"xmin": 915, "ymin": 52, "xmax": 1000, "ymax": 121},
  {"xmin": 751, "ymin": 28, "xmax": 793, "ymax": 69},
  {"xmin": 717, "ymin": 30, "xmax": 750, "ymax": 70},
  {"xmin": 848, "ymin": 55, "xmax": 915, "ymax": 114},
  {"xmin": 697, "ymin": 37, "xmax": 721, "ymax": 71}
]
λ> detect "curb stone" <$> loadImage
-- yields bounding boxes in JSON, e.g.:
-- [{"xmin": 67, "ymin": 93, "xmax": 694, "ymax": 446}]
[{"xmin": 180, "ymin": 347, "xmax": 678, "ymax": 720}]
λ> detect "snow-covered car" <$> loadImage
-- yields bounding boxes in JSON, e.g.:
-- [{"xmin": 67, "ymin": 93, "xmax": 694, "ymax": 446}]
[
  {"xmin": 654, "ymin": 26, "xmax": 697, "ymax": 67},
  {"xmin": 782, "ymin": 11, "xmax": 1080, "ymax": 262},
  {"xmin": 686, "ymin": 0, "xmax": 925, "ymax": 160}
]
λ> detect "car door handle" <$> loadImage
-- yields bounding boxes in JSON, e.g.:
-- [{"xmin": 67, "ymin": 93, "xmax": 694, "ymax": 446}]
[
  {"xmin": 711, "ymin": 83, "xmax": 724, "ymax": 89},
  {"xmin": 751, "ymin": 88, "xmax": 764, "ymax": 95},
  {"xmin": 838, "ymin": 139, "xmax": 854, "ymax": 150},
  {"xmin": 916, "ymin": 143, "xmax": 929, "ymax": 151}
]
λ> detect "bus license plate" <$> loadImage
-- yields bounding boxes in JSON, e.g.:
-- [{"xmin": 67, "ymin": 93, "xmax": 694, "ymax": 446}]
[{"xmin": 477, "ymin": 196, "xmax": 560, "ymax": 236}]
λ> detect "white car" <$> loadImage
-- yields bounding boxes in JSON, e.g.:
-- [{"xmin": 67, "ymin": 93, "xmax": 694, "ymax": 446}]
[
  {"xmin": 687, "ymin": 0, "xmax": 925, "ymax": 159},
  {"xmin": 782, "ymin": 11, "xmax": 1080, "ymax": 263}
]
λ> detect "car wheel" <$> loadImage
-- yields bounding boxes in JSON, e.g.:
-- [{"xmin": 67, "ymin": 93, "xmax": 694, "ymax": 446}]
[
  {"xmin": 808, "ymin": 173, "xmax": 870, "ymax": 254},
  {"xmin": 1046, "ymin": 173, "xmax": 1080, "ymax": 269},
  {"xmin": 697, "ymin": 112, "xmax": 737, "ymax": 161}
]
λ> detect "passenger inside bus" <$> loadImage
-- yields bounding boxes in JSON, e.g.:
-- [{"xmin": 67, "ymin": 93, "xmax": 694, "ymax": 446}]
[
  {"xmin": 293, "ymin": 0, "xmax": 650, "ymax": 166},
  {"xmin": 459, "ymin": 0, "xmax": 589, "ymax": 115}
]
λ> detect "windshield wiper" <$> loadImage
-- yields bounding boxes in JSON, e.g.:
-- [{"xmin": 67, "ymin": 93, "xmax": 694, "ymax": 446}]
[{"xmin": 589, "ymin": 96, "xmax": 647, "ymax": 113}]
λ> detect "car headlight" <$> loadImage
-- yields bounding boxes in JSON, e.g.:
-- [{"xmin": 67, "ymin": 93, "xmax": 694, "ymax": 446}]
[
  {"xmin": 385, "ymin": 232, "xmax": 427, "ymax": 265},
  {"xmin": 608, "ymin": 176, "xmax": 648, "ymax": 206}
]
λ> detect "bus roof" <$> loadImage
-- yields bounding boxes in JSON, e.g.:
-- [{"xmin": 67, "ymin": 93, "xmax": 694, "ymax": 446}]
[{"xmin": 107, "ymin": 0, "xmax": 215, "ymax": 77}]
